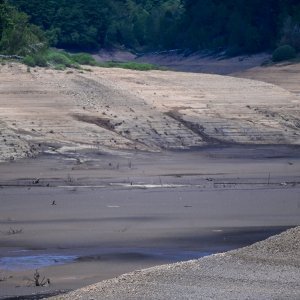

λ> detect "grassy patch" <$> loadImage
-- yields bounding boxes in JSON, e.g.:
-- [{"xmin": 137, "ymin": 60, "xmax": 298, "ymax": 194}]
[
  {"xmin": 97, "ymin": 61, "xmax": 160, "ymax": 71},
  {"xmin": 272, "ymin": 45, "xmax": 297, "ymax": 62},
  {"xmin": 20, "ymin": 49, "xmax": 160, "ymax": 71},
  {"xmin": 261, "ymin": 53, "xmax": 300, "ymax": 67},
  {"xmin": 72, "ymin": 53, "xmax": 98, "ymax": 65},
  {"xmin": 23, "ymin": 53, "xmax": 47, "ymax": 67},
  {"xmin": 23, "ymin": 49, "xmax": 80, "ymax": 69},
  {"xmin": 47, "ymin": 51, "xmax": 74, "ymax": 67}
]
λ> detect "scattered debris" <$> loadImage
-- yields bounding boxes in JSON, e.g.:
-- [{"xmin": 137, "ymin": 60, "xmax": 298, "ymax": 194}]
[
  {"xmin": 32, "ymin": 178, "xmax": 40, "ymax": 184},
  {"xmin": 27, "ymin": 270, "xmax": 51, "ymax": 287},
  {"xmin": 4, "ymin": 227, "xmax": 23, "ymax": 235}
]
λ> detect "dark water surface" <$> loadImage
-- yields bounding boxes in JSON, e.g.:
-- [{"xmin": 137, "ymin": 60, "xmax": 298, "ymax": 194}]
[{"xmin": 0, "ymin": 226, "xmax": 291, "ymax": 271}]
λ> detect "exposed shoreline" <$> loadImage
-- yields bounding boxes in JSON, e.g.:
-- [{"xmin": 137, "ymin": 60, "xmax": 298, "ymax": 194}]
[
  {"xmin": 1, "ymin": 61, "xmax": 299, "ymax": 163},
  {"xmin": 48, "ymin": 226, "xmax": 300, "ymax": 300},
  {"xmin": 0, "ymin": 59, "xmax": 299, "ymax": 299},
  {"xmin": 0, "ymin": 167, "xmax": 299, "ymax": 298}
]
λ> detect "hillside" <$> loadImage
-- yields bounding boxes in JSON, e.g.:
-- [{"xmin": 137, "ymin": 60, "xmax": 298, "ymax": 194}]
[
  {"xmin": 7, "ymin": 0, "xmax": 300, "ymax": 54},
  {"xmin": 0, "ymin": 54, "xmax": 299, "ymax": 300},
  {"xmin": 0, "ymin": 62, "xmax": 299, "ymax": 162}
]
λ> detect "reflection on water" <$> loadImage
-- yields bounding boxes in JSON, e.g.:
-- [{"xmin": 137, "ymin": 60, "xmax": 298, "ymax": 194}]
[
  {"xmin": 0, "ymin": 249, "xmax": 213, "ymax": 271},
  {"xmin": 75, "ymin": 249, "xmax": 213, "ymax": 263},
  {"xmin": 0, "ymin": 255, "xmax": 77, "ymax": 271}
]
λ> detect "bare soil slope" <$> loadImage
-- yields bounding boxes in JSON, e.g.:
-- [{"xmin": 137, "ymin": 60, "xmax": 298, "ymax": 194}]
[
  {"xmin": 233, "ymin": 62, "xmax": 300, "ymax": 95},
  {"xmin": 0, "ymin": 61, "xmax": 300, "ymax": 299},
  {"xmin": 0, "ymin": 63, "xmax": 299, "ymax": 162}
]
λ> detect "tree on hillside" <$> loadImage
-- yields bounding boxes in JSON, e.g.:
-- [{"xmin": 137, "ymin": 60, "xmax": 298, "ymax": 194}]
[
  {"xmin": 7, "ymin": 0, "xmax": 300, "ymax": 54},
  {"xmin": 0, "ymin": 1, "xmax": 46, "ymax": 56},
  {"xmin": 180, "ymin": 0, "xmax": 283, "ymax": 53},
  {"xmin": 9, "ymin": 0, "xmax": 183, "ymax": 51}
]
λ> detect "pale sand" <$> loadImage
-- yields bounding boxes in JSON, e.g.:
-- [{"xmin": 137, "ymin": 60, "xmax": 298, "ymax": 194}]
[
  {"xmin": 49, "ymin": 226, "xmax": 300, "ymax": 300},
  {"xmin": 0, "ymin": 62, "xmax": 299, "ymax": 162},
  {"xmin": 233, "ymin": 62, "xmax": 300, "ymax": 95}
]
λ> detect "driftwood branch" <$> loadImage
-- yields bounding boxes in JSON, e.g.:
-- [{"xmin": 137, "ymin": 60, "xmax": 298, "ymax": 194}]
[{"xmin": 0, "ymin": 54, "xmax": 23, "ymax": 60}]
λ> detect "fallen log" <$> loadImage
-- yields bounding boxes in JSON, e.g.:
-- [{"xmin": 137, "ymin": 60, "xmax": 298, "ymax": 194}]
[{"xmin": 0, "ymin": 54, "xmax": 23, "ymax": 60}]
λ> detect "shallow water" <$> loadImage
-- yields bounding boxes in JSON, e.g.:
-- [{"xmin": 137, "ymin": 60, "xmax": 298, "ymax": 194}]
[
  {"xmin": 0, "ymin": 248, "xmax": 213, "ymax": 271},
  {"xmin": 0, "ymin": 254, "xmax": 77, "ymax": 271}
]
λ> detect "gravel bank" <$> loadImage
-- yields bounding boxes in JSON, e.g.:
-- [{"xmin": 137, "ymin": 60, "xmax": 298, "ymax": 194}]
[{"xmin": 50, "ymin": 226, "xmax": 300, "ymax": 300}]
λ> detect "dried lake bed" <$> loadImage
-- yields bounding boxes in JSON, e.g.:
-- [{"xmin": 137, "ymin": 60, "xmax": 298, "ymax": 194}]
[{"xmin": 0, "ymin": 61, "xmax": 300, "ymax": 299}]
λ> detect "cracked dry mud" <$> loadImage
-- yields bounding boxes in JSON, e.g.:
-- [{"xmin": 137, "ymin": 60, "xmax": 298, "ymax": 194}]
[{"xmin": 0, "ymin": 63, "xmax": 299, "ymax": 162}]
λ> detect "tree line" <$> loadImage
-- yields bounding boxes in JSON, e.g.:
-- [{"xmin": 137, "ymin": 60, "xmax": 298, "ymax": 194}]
[
  {"xmin": 182, "ymin": 0, "xmax": 300, "ymax": 55},
  {"xmin": 6, "ymin": 0, "xmax": 182, "ymax": 51},
  {"xmin": 1, "ymin": 0, "xmax": 300, "ymax": 56},
  {"xmin": 0, "ymin": 0, "xmax": 46, "ymax": 56}
]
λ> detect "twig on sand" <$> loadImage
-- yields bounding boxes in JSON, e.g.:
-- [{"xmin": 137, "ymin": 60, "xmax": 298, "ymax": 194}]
[{"xmin": 26, "ymin": 270, "xmax": 51, "ymax": 287}]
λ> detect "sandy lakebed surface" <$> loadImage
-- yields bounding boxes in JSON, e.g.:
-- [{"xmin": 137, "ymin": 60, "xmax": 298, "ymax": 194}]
[{"xmin": 0, "ymin": 58, "xmax": 299, "ymax": 299}]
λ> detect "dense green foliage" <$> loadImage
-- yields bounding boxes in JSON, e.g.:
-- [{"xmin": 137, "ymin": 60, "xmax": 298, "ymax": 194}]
[
  {"xmin": 23, "ymin": 50, "xmax": 88, "ymax": 68},
  {"xmin": 8, "ymin": 0, "xmax": 182, "ymax": 51},
  {"xmin": 0, "ymin": 0, "xmax": 159, "ymax": 70},
  {"xmin": 22, "ymin": 49, "xmax": 159, "ymax": 71},
  {"xmin": 181, "ymin": 0, "xmax": 300, "ymax": 54},
  {"xmin": 2, "ymin": 0, "xmax": 300, "ymax": 55},
  {"xmin": 272, "ymin": 44, "xmax": 297, "ymax": 61},
  {"xmin": 97, "ymin": 61, "xmax": 160, "ymax": 71},
  {"xmin": 23, "ymin": 52, "xmax": 47, "ymax": 67},
  {"xmin": 0, "ymin": 0, "xmax": 46, "ymax": 56}
]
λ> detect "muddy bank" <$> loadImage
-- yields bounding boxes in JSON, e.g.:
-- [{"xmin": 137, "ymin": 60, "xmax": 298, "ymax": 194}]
[
  {"xmin": 0, "ymin": 179, "xmax": 298, "ymax": 299},
  {"xmin": 48, "ymin": 226, "xmax": 300, "ymax": 300},
  {"xmin": 0, "ymin": 146, "xmax": 299, "ymax": 299}
]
